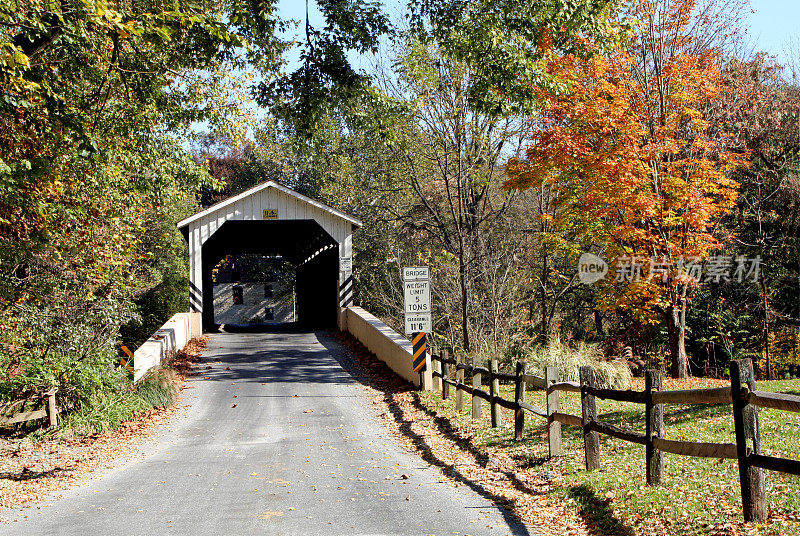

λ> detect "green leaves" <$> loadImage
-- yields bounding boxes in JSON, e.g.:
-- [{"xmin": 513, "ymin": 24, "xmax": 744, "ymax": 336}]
[
  {"xmin": 254, "ymin": 0, "xmax": 390, "ymax": 138},
  {"xmin": 0, "ymin": 0, "xmax": 261, "ymax": 406},
  {"xmin": 409, "ymin": 0, "xmax": 623, "ymax": 116}
]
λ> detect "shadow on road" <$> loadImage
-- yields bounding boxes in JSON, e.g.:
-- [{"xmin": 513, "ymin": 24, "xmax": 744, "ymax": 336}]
[
  {"xmin": 0, "ymin": 466, "xmax": 73, "ymax": 483},
  {"xmin": 317, "ymin": 332, "xmax": 536, "ymax": 536},
  {"xmin": 188, "ymin": 329, "xmax": 359, "ymax": 385},
  {"xmin": 216, "ymin": 322, "xmax": 307, "ymax": 333}
]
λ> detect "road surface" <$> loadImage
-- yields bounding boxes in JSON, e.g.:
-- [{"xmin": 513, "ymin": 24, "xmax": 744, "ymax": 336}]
[{"xmin": 3, "ymin": 330, "xmax": 535, "ymax": 536}]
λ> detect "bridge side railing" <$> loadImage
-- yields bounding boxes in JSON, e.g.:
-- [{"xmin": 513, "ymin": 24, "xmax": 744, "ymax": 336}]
[
  {"xmin": 343, "ymin": 306, "xmax": 432, "ymax": 389},
  {"xmin": 133, "ymin": 312, "xmax": 202, "ymax": 382}
]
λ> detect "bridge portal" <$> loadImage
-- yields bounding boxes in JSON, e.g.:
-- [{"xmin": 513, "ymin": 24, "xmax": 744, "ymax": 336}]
[{"xmin": 177, "ymin": 181, "xmax": 359, "ymax": 331}]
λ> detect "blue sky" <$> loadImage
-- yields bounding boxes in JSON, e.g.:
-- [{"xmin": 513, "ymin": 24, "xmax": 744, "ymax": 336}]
[{"xmin": 748, "ymin": 1, "xmax": 799, "ymax": 60}]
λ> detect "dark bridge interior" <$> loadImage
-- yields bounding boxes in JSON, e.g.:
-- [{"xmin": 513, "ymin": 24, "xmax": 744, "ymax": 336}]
[{"xmin": 200, "ymin": 220, "xmax": 339, "ymax": 331}]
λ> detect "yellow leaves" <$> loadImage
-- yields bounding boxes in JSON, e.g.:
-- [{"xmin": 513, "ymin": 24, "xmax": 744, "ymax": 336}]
[{"xmin": 2, "ymin": 44, "xmax": 31, "ymax": 71}]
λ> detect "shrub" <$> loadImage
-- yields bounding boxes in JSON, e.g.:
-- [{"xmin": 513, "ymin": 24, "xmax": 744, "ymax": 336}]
[
  {"xmin": 57, "ymin": 385, "xmax": 150, "ymax": 437},
  {"xmin": 40, "ymin": 368, "xmax": 178, "ymax": 438},
  {"xmin": 524, "ymin": 340, "xmax": 632, "ymax": 389},
  {"xmin": 0, "ymin": 297, "xmax": 136, "ymax": 407},
  {"xmin": 136, "ymin": 367, "xmax": 179, "ymax": 408}
]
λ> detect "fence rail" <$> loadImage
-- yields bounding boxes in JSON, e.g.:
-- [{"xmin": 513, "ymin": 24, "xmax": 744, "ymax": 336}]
[
  {"xmin": 428, "ymin": 351, "xmax": 800, "ymax": 523},
  {"xmin": 0, "ymin": 389, "xmax": 58, "ymax": 427}
]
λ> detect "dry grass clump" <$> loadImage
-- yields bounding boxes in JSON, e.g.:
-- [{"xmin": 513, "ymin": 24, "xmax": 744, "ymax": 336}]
[{"xmin": 525, "ymin": 340, "xmax": 631, "ymax": 389}]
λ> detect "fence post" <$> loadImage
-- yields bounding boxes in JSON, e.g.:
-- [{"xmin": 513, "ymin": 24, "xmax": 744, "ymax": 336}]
[
  {"xmin": 731, "ymin": 358, "xmax": 767, "ymax": 522},
  {"xmin": 442, "ymin": 349, "xmax": 451, "ymax": 400},
  {"xmin": 489, "ymin": 359, "xmax": 500, "ymax": 428},
  {"xmin": 514, "ymin": 362, "xmax": 526, "ymax": 441},
  {"xmin": 645, "ymin": 370, "xmax": 663, "ymax": 485},
  {"xmin": 46, "ymin": 390, "xmax": 58, "ymax": 428},
  {"xmin": 472, "ymin": 356, "xmax": 482, "ymax": 419},
  {"xmin": 546, "ymin": 366, "xmax": 562, "ymax": 457},
  {"xmin": 580, "ymin": 366, "xmax": 600, "ymax": 471},
  {"xmin": 432, "ymin": 354, "xmax": 442, "ymax": 392},
  {"xmin": 455, "ymin": 354, "xmax": 465, "ymax": 412}
]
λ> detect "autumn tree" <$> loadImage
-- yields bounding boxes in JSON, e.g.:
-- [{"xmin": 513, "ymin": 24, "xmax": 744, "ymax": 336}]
[
  {"xmin": 373, "ymin": 39, "xmax": 533, "ymax": 353},
  {"xmin": 505, "ymin": 0, "xmax": 748, "ymax": 377},
  {"xmin": 710, "ymin": 53, "xmax": 800, "ymax": 379}
]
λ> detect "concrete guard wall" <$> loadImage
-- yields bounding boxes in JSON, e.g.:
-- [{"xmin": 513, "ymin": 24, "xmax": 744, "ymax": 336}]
[
  {"xmin": 134, "ymin": 312, "xmax": 202, "ymax": 382},
  {"xmin": 343, "ymin": 306, "xmax": 431, "ymax": 390}
]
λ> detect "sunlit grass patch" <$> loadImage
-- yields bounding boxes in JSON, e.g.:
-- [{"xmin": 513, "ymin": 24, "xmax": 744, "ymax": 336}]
[{"xmin": 418, "ymin": 377, "xmax": 800, "ymax": 535}]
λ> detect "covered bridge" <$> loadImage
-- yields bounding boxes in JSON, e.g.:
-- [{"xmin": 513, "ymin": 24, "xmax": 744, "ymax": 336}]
[{"xmin": 177, "ymin": 181, "xmax": 358, "ymax": 331}]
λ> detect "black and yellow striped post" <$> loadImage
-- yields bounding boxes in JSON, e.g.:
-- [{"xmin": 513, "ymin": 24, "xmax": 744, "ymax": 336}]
[
  {"xmin": 120, "ymin": 345, "xmax": 135, "ymax": 377},
  {"xmin": 412, "ymin": 332, "xmax": 427, "ymax": 388}
]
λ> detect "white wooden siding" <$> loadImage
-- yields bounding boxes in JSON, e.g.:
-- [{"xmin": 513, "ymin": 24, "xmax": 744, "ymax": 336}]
[{"xmin": 181, "ymin": 182, "xmax": 358, "ymax": 319}]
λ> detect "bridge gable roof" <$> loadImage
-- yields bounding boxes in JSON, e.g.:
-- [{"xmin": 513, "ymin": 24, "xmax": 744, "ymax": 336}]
[{"xmin": 176, "ymin": 180, "xmax": 362, "ymax": 230}]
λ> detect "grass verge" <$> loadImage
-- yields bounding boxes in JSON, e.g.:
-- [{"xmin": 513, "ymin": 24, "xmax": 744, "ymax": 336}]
[
  {"xmin": 419, "ymin": 376, "xmax": 800, "ymax": 536},
  {"xmin": 38, "ymin": 349, "xmax": 193, "ymax": 440}
]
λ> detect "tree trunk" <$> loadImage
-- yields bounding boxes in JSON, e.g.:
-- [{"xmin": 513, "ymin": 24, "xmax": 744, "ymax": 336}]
[
  {"xmin": 540, "ymin": 255, "xmax": 548, "ymax": 343},
  {"xmin": 667, "ymin": 300, "xmax": 688, "ymax": 378},
  {"xmin": 458, "ymin": 239, "xmax": 470, "ymax": 352},
  {"xmin": 759, "ymin": 262, "xmax": 771, "ymax": 380},
  {"xmin": 594, "ymin": 310, "xmax": 604, "ymax": 339}
]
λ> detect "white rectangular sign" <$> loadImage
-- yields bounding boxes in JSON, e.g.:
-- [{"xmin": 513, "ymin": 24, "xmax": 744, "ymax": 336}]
[
  {"xmin": 340, "ymin": 258, "xmax": 352, "ymax": 272},
  {"xmin": 404, "ymin": 280, "xmax": 431, "ymax": 313},
  {"xmin": 402, "ymin": 266, "xmax": 429, "ymax": 281},
  {"xmin": 405, "ymin": 313, "xmax": 431, "ymax": 335}
]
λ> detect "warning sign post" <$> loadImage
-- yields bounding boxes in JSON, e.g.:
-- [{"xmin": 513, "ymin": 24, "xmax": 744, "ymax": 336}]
[
  {"xmin": 402, "ymin": 266, "xmax": 431, "ymax": 336},
  {"xmin": 411, "ymin": 332, "xmax": 427, "ymax": 373},
  {"xmin": 403, "ymin": 266, "xmax": 431, "ymax": 377}
]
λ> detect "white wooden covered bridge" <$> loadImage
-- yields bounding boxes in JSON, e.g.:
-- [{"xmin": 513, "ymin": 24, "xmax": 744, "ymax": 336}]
[{"xmin": 176, "ymin": 181, "xmax": 359, "ymax": 331}]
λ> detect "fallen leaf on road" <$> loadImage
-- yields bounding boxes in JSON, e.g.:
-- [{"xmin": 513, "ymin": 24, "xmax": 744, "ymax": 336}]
[
  {"xmin": 231, "ymin": 404, "xmax": 237, "ymax": 408},
  {"xmin": 255, "ymin": 511, "xmax": 283, "ymax": 520}
]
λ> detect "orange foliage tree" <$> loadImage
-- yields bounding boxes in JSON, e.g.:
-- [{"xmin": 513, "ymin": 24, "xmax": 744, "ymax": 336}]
[{"xmin": 505, "ymin": 0, "xmax": 748, "ymax": 377}]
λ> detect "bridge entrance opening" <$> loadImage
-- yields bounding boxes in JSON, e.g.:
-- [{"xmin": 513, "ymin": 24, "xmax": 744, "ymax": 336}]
[
  {"xmin": 209, "ymin": 254, "xmax": 296, "ymax": 326},
  {"xmin": 201, "ymin": 220, "xmax": 338, "ymax": 330},
  {"xmin": 177, "ymin": 181, "xmax": 359, "ymax": 333}
]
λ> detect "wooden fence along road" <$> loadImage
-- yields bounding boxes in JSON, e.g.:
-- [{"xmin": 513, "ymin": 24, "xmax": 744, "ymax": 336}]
[
  {"xmin": 429, "ymin": 352, "xmax": 800, "ymax": 523},
  {"xmin": 0, "ymin": 389, "xmax": 58, "ymax": 428}
]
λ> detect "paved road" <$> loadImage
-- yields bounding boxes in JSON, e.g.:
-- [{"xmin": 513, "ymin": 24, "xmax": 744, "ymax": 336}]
[{"xmin": 3, "ymin": 330, "xmax": 535, "ymax": 536}]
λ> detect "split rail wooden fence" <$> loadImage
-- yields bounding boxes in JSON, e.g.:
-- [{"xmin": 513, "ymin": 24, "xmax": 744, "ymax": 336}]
[
  {"xmin": 429, "ymin": 351, "xmax": 800, "ymax": 522},
  {"xmin": 0, "ymin": 389, "xmax": 58, "ymax": 427}
]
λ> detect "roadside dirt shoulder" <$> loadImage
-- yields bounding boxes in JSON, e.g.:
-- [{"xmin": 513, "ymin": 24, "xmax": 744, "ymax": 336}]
[
  {"xmin": 0, "ymin": 338, "xmax": 206, "ymax": 514},
  {"xmin": 335, "ymin": 331, "xmax": 591, "ymax": 536}
]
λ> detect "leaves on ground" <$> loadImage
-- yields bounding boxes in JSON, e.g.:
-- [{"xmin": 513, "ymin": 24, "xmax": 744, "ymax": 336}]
[{"xmin": 0, "ymin": 337, "xmax": 207, "ymax": 517}]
